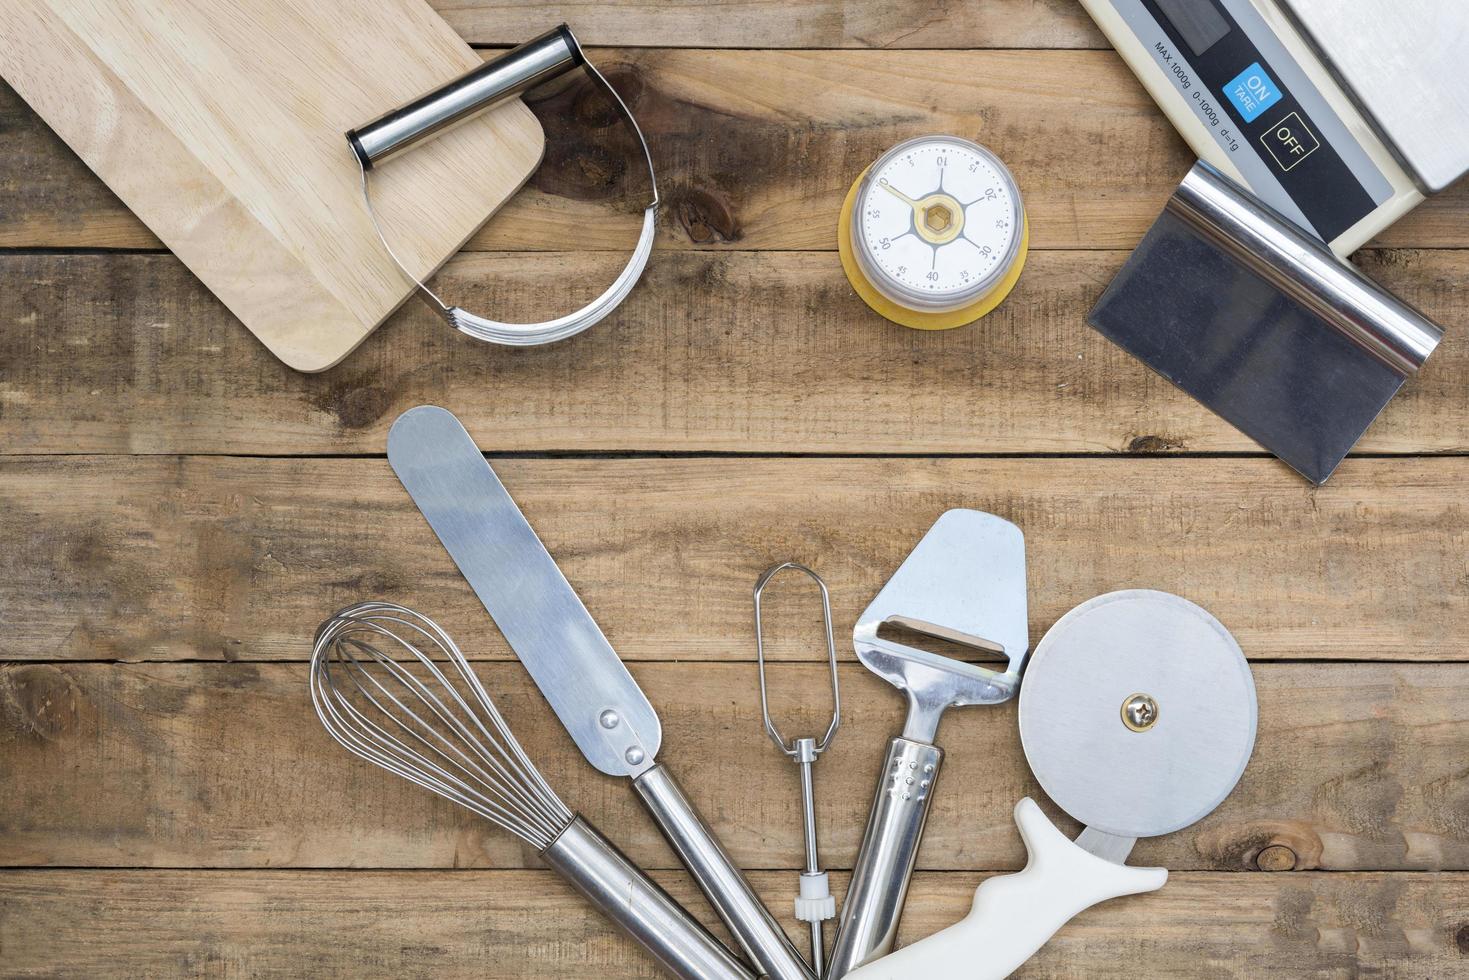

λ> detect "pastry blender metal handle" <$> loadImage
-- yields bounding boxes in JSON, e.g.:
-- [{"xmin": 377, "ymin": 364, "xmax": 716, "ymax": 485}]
[{"xmin": 347, "ymin": 25, "xmax": 659, "ymax": 346}]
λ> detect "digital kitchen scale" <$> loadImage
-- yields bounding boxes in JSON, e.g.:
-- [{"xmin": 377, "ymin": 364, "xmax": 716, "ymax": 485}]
[{"xmin": 1082, "ymin": 0, "xmax": 1469, "ymax": 255}]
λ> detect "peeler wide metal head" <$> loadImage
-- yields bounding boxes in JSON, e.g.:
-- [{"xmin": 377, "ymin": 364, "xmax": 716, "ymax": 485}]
[
  {"xmin": 348, "ymin": 25, "xmax": 658, "ymax": 347},
  {"xmin": 1089, "ymin": 162, "xmax": 1444, "ymax": 484},
  {"xmin": 852, "ymin": 508, "xmax": 1028, "ymax": 743}
]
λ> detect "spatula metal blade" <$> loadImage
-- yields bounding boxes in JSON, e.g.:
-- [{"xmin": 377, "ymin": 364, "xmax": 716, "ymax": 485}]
[{"xmin": 387, "ymin": 405, "xmax": 661, "ymax": 777}]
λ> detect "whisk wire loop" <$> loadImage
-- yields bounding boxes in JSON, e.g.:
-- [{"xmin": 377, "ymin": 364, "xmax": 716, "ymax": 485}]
[{"xmin": 310, "ymin": 601, "xmax": 573, "ymax": 849}]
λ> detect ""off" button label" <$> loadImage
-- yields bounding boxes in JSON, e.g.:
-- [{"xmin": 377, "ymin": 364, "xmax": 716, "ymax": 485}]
[{"xmin": 1260, "ymin": 111, "xmax": 1319, "ymax": 172}]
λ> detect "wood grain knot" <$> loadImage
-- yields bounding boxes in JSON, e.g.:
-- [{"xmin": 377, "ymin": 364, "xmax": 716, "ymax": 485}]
[
  {"xmin": 575, "ymin": 64, "xmax": 645, "ymax": 127},
  {"xmin": 672, "ymin": 188, "xmax": 740, "ymax": 244},
  {"xmin": 1456, "ymin": 924, "xmax": 1469, "ymax": 956},
  {"xmin": 1255, "ymin": 844, "xmax": 1298, "ymax": 872},
  {"xmin": 528, "ymin": 65, "xmax": 646, "ymax": 207},
  {"xmin": 315, "ymin": 384, "xmax": 390, "ymax": 430},
  {"xmin": 1197, "ymin": 821, "xmax": 1322, "ymax": 871},
  {"xmin": 1126, "ymin": 433, "xmax": 1187, "ymax": 453},
  {"xmin": 0, "ymin": 664, "xmax": 80, "ymax": 741}
]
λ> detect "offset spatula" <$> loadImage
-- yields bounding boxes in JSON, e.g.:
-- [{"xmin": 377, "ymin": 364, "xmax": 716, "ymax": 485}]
[{"xmin": 388, "ymin": 405, "xmax": 814, "ymax": 980}]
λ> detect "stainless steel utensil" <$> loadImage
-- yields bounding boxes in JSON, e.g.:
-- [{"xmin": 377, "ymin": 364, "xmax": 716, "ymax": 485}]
[
  {"xmin": 753, "ymin": 562, "xmax": 842, "ymax": 974},
  {"xmin": 826, "ymin": 510, "xmax": 1029, "ymax": 978},
  {"xmin": 846, "ymin": 590, "xmax": 1258, "ymax": 979},
  {"xmin": 387, "ymin": 405, "xmax": 815, "ymax": 980},
  {"xmin": 309, "ymin": 601, "xmax": 753, "ymax": 980},
  {"xmin": 1089, "ymin": 161, "xmax": 1443, "ymax": 485},
  {"xmin": 348, "ymin": 25, "xmax": 659, "ymax": 346}
]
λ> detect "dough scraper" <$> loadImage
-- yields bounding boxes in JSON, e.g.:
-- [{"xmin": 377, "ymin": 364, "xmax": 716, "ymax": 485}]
[
  {"xmin": 1080, "ymin": 0, "xmax": 1464, "ymax": 483},
  {"xmin": 1090, "ymin": 161, "xmax": 1443, "ymax": 485}
]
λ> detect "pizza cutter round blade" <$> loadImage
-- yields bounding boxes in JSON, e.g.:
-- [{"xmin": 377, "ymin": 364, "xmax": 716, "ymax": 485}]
[{"xmin": 1019, "ymin": 588, "xmax": 1257, "ymax": 843}]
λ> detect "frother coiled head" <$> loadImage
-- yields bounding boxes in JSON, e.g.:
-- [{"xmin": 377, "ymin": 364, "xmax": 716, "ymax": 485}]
[{"xmin": 310, "ymin": 601, "xmax": 572, "ymax": 849}]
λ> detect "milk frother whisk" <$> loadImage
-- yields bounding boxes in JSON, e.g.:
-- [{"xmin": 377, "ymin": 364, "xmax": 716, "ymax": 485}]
[{"xmin": 753, "ymin": 562, "xmax": 842, "ymax": 973}]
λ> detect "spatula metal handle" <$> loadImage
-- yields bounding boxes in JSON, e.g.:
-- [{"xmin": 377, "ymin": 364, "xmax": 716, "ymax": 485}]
[
  {"xmin": 826, "ymin": 736, "xmax": 945, "ymax": 978},
  {"xmin": 634, "ymin": 764, "xmax": 817, "ymax": 980},
  {"xmin": 542, "ymin": 816, "xmax": 756, "ymax": 980}
]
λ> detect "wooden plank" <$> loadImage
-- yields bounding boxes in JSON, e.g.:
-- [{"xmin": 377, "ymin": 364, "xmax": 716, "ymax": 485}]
[
  {"xmin": 2, "ymin": 661, "xmax": 1465, "ymax": 872},
  {"xmin": 436, "ymin": 0, "xmax": 1105, "ymax": 49},
  {"xmin": 2, "ymin": 251, "xmax": 1466, "ymax": 456},
  {"xmin": 0, "ymin": 869, "xmax": 1463, "ymax": 977},
  {"xmin": 3, "ymin": 456, "xmax": 1467, "ymax": 665},
  {"xmin": 7, "ymin": 52, "xmax": 1469, "ymax": 254}
]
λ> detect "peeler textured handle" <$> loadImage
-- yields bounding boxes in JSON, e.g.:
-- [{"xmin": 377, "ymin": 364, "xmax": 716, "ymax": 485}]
[
  {"xmin": 826, "ymin": 736, "xmax": 945, "ymax": 978},
  {"xmin": 634, "ymin": 764, "xmax": 817, "ymax": 980},
  {"xmin": 541, "ymin": 815, "xmax": 756, "ymax": 980}
]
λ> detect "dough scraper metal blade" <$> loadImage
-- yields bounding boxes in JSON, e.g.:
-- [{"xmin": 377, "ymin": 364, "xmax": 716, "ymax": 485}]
[{"xmin": 1089, "ymin": 162, "xmax": 1443, "ymax": 485}]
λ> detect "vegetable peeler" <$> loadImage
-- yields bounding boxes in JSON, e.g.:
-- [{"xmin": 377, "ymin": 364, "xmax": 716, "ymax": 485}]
[{"xmin": 826, "ymin": 510, "xmax": 1029, "ymax": 977}]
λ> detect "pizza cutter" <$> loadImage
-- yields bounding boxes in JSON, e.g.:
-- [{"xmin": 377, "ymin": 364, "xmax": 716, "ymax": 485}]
[{"xmin": 845, "ymin": 589, "xmax": 1258, "ymax": 980}]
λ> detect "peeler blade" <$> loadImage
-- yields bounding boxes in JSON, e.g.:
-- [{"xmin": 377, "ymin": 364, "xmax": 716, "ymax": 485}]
[{"xmin": 1089, "ymin": 163, "xmax": 1443, "ymax": 485}]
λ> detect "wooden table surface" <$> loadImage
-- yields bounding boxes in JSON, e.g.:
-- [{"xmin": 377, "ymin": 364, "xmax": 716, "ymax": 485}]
[{"xmin": 3, "ymin": 2, "xmax": 1468, "ymax": 976}]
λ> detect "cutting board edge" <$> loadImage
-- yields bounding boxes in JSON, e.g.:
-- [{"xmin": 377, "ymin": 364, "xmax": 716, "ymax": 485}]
[{"xmin": 0, "ymin": 0, "xmax": 548, "ymax": 373}]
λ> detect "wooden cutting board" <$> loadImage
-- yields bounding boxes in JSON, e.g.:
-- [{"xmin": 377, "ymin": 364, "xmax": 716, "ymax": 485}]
[{"xmin": 0, "ymin": 0, "xmax": 544, "ymax": 371}]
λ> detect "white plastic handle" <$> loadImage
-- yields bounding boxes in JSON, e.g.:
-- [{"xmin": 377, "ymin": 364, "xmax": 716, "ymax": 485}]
[{"xmin": 844, "ymin": 798, "xmax": 1167, "ymax": 980}]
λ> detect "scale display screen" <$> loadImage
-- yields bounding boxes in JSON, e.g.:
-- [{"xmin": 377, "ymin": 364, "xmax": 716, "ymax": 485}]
[{"xmin": 1152, "ymin": 0, "xmax": 1230, "ymax": 56}]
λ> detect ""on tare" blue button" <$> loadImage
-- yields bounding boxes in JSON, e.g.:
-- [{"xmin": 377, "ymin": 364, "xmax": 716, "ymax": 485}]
[{"xmin": 1223, "ymin": 62, "xmax": 1281, "ymax": 123}]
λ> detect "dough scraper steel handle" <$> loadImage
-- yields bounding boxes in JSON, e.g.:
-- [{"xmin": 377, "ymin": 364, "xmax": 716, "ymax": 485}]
[
  {"xmin": 349, "ymin": 25, "xmax": 659, "ymax": 346},
  {"xmin": 387, "ymin": 406, "xmax": 814, "ymax": 980}
]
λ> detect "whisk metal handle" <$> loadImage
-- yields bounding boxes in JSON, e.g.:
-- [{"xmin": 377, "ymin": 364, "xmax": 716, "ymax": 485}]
[
  {"xmin": 635, "ymin": 764, "xmax": 816, "ymax": 980},
  {"xmin": 542, "ymin": 816, "xmax": 754, "ymax": 980}
]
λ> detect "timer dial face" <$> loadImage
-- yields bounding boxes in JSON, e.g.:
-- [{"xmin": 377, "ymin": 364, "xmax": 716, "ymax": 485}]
[{"xmin": 852, "ymin": 136, "xmax": 1023, "ymax": 312}]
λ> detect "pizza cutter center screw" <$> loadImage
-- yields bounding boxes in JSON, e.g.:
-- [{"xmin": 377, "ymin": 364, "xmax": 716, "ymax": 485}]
[{"xmin": 1122, "ymin": 692, "xmax": 1159, "ymax": 732}]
